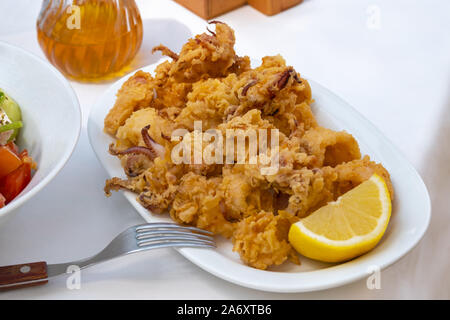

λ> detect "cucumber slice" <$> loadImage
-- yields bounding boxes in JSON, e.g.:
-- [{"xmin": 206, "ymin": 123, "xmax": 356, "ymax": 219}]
[
  {"xmin": 0, "ymin": 121, "xmax": 23, "ymax": 133},
  {"xmin": 0, "ymin": 89, "xmax": 22, "ymax": 140}
]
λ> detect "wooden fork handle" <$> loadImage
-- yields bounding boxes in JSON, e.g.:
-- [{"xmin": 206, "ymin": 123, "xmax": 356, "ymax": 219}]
[{"xmin": 0, "ymin": 261, "xmax": 48, "ymax": 291}]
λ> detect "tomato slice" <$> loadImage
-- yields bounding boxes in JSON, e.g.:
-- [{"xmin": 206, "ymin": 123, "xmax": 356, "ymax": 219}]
[
  {"xmin": 5, "ymin": 142, "xmax": 19, "ymax": 156},
  {"xmin": 0, "ymin": 163, "xmax": 31, "ymax": 204},
  {"xmin": 0, "ymin": 146, "xmax": 22, "ymax": 178},
  {"xmin": 19, "ymin": 149, "xmax": 28, "ymax": 159},
  {"xmin": 0, "ymin": 193, "xmax": 5, "ymax": 208}
]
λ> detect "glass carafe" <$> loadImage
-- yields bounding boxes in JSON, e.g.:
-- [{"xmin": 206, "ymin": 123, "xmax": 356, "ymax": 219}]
[{"xmin": 37, "ymin": 0, "xmax": 143, "ymax": 81}]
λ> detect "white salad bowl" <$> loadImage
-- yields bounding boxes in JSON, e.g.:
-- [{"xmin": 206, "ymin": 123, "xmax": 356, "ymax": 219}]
[
  {"xmin": 88, "ymin": 61, "xmax": 430, "ymax": 293},
  {"xmin": 0, "ymin": 42, "xmax": 81, "ymax": 222}
]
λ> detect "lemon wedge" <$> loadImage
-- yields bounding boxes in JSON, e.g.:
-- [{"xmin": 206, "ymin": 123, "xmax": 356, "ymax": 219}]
[{"xmin": 288, "ymin": 174, "xmax": 392, "ymax": 263}]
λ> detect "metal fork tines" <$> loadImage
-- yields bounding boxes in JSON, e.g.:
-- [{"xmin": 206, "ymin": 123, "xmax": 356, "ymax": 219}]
[{"xmin": 135, "ymin": 223, "xmax": 215, "ymax": 248}]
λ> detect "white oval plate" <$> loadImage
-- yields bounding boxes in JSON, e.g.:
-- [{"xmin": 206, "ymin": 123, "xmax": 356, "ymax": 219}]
[{"xmin": 88, "ymin": 62, "xmax": 431, "ymax": 293}]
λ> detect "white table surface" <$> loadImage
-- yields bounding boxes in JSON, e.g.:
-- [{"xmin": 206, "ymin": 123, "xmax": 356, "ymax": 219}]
[{"xmin": 0, "ymin": 0, "xmax": 449, "ymax": 299}]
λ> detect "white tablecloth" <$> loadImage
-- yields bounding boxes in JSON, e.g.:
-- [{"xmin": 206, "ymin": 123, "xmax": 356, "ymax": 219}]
[{"xmin": 0, "ymin": 0, "xmax": 449, "ymax": 299}]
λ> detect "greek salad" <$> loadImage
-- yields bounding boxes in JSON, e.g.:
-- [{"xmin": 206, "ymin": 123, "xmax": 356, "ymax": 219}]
[{"xmin": 0, "ymin": 89, "xmax": 35, "ymax": 208}]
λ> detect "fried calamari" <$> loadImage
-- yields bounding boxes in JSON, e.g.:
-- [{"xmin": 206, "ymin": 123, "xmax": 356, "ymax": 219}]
[{"xmin": 103, "ymin": 22, "xmax": 393, "ymax": 270}]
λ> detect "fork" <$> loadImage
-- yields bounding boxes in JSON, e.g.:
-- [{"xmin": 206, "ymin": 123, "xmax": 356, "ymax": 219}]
[{"xmin": 0, "ymin": 223, "xmax": 215, "ymax": 291}]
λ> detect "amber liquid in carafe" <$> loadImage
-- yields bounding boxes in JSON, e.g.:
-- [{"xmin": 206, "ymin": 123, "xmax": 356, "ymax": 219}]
[{"xmin": 37, "ymin": 0, "xmax": 143, "ymax": 81}]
